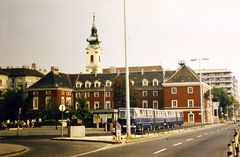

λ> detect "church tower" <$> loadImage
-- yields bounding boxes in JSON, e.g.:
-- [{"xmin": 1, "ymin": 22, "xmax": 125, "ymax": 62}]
[{"xmin": 86, "ymin": 14, "xmax": 102, "ymax": 74}]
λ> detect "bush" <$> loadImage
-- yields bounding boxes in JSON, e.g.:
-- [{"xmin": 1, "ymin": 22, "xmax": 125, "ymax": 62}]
[
  {"xmin": 42, "ymin": 119, "xmax": 61, "ymax": 126},
  {"xmin": 7, "ymin": 123, "xmax": 18, "ymax": 128}
]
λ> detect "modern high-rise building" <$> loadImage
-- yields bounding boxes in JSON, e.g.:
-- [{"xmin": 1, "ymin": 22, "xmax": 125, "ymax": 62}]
[{"xmin": 194, "ymin": 68, "xmax": 239, "ymax": 101}]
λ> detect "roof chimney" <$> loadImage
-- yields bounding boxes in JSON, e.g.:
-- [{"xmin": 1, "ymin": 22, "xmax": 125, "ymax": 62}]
[
  {"xmin": 51, "ymin": 66, "xmax": 59, "ymax": 74},
  {"xmin": 32, "ymin": 63, "xmax": 36, "ymax": 70}
]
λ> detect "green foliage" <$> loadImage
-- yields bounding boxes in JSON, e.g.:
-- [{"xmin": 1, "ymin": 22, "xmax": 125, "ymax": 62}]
[
  {"xmin": 204, "ymin": 87, "xmax": 239, "ymax": 117},
  {"xmin": 75, "ymin": 94, "xmax": 92, "ymax": 124},
  {"xmin": 39, "ymin": 97, "xmax": 61, "ymax": 121},
  {"xmin": 0, "ymin": 89, "xmax": 29, "ymax": 122},
  {"xmin": 112, "ymin": 76, "xmax": 141, "ymax": 108}
]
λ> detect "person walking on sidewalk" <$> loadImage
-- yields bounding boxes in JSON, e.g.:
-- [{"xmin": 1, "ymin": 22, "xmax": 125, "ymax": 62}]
[
  {"xmin": 115, "ymin": 120, "xmax": 121, "ymax": 141},
  {"xmin": 112, "ymin": 125, "xmax": 116, "ymax": 140}
]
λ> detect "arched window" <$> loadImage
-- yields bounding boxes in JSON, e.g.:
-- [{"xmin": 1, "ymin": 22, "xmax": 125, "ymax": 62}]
[{"xmin": 90, "ymin": 55, "xmax": 94, "ymax": 62}]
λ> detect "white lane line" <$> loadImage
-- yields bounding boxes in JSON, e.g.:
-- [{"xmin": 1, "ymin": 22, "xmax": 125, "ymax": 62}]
[
  {"xmin": 197, "ymin": 135, "xmax": 202, "ymax": 138},
  {"xmin": 186, "ymin": 138, "xmax": 193, "ymax": 141},
  {"xmin": 173, "ymin": 142, "xmax": 182, "ymax": 146},
  {"xmin": 153, "ymin": 148, "xmax": 167, "ymax": 155},
  {"xmin": 204, "ymin": 133, "xmax": 208, "ymax": 135},
  {"xmin": 217, "ymin": 130, "xmax": 220, "ymax": 132},
  {"xmin": 210, "ymin": 131, "xmax": 214, "ymax": 133},
  {"xmin": 70, "ymin": 144, "xmax": 111, "ymax": 157}
]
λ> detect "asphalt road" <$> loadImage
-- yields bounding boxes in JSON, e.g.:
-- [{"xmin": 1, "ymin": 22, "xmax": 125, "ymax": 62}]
[
  {"xmin": 0, "ymin": 123, "xmax": 237, "ymax": 157},
  {"xmin": 79, "ymin": 123, "xmax": 237, "ymax": 157}
]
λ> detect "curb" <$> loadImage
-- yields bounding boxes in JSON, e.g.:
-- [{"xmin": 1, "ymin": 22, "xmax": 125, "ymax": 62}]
[{"xmin": 0, "ymin": 144, "xmax": 27, "ymax": 156}]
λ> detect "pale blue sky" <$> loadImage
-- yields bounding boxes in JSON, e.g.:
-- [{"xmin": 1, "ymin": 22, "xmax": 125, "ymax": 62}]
[{"xmin": 0, "ymin": 0, "xmax": 240, "ymax": 84}]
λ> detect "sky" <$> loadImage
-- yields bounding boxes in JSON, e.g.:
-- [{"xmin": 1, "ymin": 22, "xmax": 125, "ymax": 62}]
[{"xmin": 0, "ymin": 1, "xmax": 240, "ymax": 83}]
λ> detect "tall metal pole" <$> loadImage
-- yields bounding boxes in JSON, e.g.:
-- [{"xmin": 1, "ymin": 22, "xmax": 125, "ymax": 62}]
[
  {"xmin": 124, "ymin": 0, "xmax": 131, "ymax": 137},
  {"xmin": 61, "ymin": 107, "xmax": 63, "ymax": 138},
  {"xmin": 209, "ymin": 78, "xmax": 212, "ymax": 124},
  {"xmin": 199, "ymin": 60, "xmax": 203, "ymax": 126},
  {"xmin": 191, "ymin": 58, "xmax": 209, "ymax": 126},
  {"xmin": 104, "ymin": 84, "xmax": 107, "ymax": 132}
]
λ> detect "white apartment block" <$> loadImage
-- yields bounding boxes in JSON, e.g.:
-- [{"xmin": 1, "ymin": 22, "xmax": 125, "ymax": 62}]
[{"xmin": 194, "ymin": 69, "xmax": 239, "ymax": 101}]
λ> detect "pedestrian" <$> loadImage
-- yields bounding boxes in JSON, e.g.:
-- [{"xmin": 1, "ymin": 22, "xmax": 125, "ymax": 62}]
[
  {"xmin": 26, "ymin": 119, "xmax": 30, "ymax": 128},
  {"xmin": 112, "ymin": 125, "xmax": 116, "ymax": 140},
  {"xmin": 115, "ymin": 120, "xmax": 121, "ymax": 141}
]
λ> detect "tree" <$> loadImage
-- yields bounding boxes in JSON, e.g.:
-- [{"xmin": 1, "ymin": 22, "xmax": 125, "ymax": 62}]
[
  {"xmin": 0, "ymin": 89, "xmax": 29, "ymax": 122},
  {"xmin": 204, "ymin": 87, "xmax": 239, "ymax": 118},
  {"xmin": 112, "ymin": 76, "xmax": 141, "ymax": 108},
  {"xmin": 75, "ymin": 94, "xmax": 92, "ymax": 125},
  {"xmin": 39, "ymin": 97, "xmax": 61, "ymax": 130}
]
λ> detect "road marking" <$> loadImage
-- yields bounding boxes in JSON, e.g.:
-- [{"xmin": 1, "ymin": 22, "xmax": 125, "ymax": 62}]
[
  {"xmin": 197, "ymin": 135, "xmax": 202, "ymax": 138},
  {"xmin": 153, "ymin": 148, "xmax": 167, "ymax": 154},
  {"xmin": 204, "ymin": 133, "xmax": 208, "ymax": 135},
  {"xmin": 186, "ymin": 138, "xmax": 193, "ymax": 141},
  {"xmin": 210, "ymin": 131, "xmax": 214, "ymax": 133},
  {"xmin": 217, "ymin": 130, "xmax": 220, "ymax": 132},
  {"xmin": 70, "ymin": 144, "xmax": 111, "ymax": 157},
  {"xmin": 173, "ymin": 142, "xmax": 182, "ymax": 146}
]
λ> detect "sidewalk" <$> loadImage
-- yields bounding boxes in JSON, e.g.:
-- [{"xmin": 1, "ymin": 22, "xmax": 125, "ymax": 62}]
[{"xmin": 0, "ymin": 125, "xmax": 212, "ymax": 156}]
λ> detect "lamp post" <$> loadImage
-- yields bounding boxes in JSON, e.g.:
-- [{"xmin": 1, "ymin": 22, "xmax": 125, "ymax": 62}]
[
  {"xmin": 209, "ymin": 78, "xmax": 212, "ymax": 124},
  {"xmin": 191, "ymin": 58, "xmax": 209, "ymax": 126},
  {"xmin": 103, "ymin": 84, "xmax": 107, "ymax": 132},
  {"xmin": 124, "ymin": 0, "xmax": 131, "ymax": 137}
]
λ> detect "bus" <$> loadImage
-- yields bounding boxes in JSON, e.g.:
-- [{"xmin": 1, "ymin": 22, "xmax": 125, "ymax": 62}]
[{"xmin": 118, "ymin": 108, "xmax": 184, "ymax": 133}]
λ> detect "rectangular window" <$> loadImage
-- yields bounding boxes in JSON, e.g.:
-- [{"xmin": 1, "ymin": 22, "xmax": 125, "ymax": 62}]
[
  {"xmin": 94, "ymin": 92, "xmax": 99, "ymax": 97},
  {"xmin": 171, "ymin": 100, "xmax": 177, "ymax": 107},
  {"xmin": 61, "ymin": 96, "xmax": 64, "ymax": 105},
  {"xmin": 76, "ymin": 93, "xmax": 80, "ymax": 98},
  {"xmin": 46, "ymin": 91, "xmax": 51, "ymax": 95},
  {"xmin": 45, "ymin": 96, "xmax": 51, "ymax": 104},
  {"xmin": 33, "ymin": 97, "xmax": 38, "ymax": 110},
  {"xmin": 142, "ymin": 100, "xmax": 148, "ymax": 108},
  {"xmin": 188, "ymin": 87, "xmax": 193, "ymax": 93},
  {"xmin": 106, "ymin": 92, "xmax": 110, "ymax": 97},
  {"xmin": 85, "ymin": 92, "xmax": 90, "ymax": 98},
  {"xmin": 94, "ymin": 102, "xmax": 99, "ymax": 109},
  {"xmin": 171, "ymin": 87, "xmax": 177, "ymax": 94},
  {"xmin": 142, "ymin": 91, "xmax": 147, "ymax": 97},
  {"xmin": 188, "ymin": 100, "xmax": 194, "ymax": 107},
  {"xmin": 86, "ymin": 101, "xmax": 90, "ymax": 109},
  {"xmin": 106, "ymin": 101, "xmax": 111, "ymax": 109},
  {"xmin": 153, "ymin": 91, "xmax": 158, "ymax": 96},
  {"xmin": 66, "ymin": 92, "xmax": 71, "ymax": 96},
  {"xmin": 153, "ymin": 101, "xmax": 158, "ymax": 109}
]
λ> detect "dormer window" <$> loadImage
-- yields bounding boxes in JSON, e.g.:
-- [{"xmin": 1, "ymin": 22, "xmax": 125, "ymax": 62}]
[
  {"xmin": 94, "ymin": 80, "xmax": 101, "ymax": 88},
  {"xmin": 85, "ymin": 81, "xmax": 91, "ymax": 88},
  {"xmin": 105, "ymin": 80, "xmax": 112, "ymax": 87},
  {"xmin": 76, "ymin": 82, "xmax": 82, "ymax": 88},
  {"xmin": 153, "ymin": 78, "xmax": 158, "ymax": 86},
  {"xmin": 142, "ymin": 79, "xmax": 148, "ymax": 86}
]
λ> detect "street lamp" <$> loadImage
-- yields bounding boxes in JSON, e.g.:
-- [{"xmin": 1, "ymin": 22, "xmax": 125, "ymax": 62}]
[
  {"xmin": 103, "ymin": 84, "xmax": 107, "ymax": 132},
  {"xmin": 191, "ymin": 58, "xmax": 209, "ymax": 126},
  {"xmin": 124, "ymin": 0, "xmax": 131, "ymax": 137}
]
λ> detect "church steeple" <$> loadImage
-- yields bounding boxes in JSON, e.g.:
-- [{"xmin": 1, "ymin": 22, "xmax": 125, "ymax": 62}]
[
  {"xmin": 85, "ymin": 13, "xmax": 103, "ymax": 74},
  {"xmin": 87, "ymin": 13, "xmax": 101, "ymax": 45}
]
